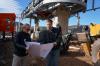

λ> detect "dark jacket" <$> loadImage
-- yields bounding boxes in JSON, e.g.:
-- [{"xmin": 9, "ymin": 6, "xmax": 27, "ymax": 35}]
[
  {"xmin": 38, "ymin": 30, "xmax": 56, "ymax": 44},
  {"xmin": 38, "ymin": 27, "xmax": 61, "ymax": 50},
  {"xmin": 14, "ymin": 31, "xmax": 31, "ymax": 57},
  {"xmin": 51, "ymin": 27, "xmax": 62, "ymax": 49}
]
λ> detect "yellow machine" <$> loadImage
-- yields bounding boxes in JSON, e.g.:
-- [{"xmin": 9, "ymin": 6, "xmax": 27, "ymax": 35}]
[
  {"xmin": 77, "ymin": 23, "xmax": 100, "ymax": 56},
  {"xmin": 90, "ymin": 23, "xmax": 100, "ymax": 36}
]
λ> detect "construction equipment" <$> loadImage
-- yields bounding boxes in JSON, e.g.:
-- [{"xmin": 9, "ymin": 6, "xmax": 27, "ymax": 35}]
[
  {"xmin": 90, "ymin": 23, "xmax": 100, "ymax": 37},
  {"xmin": 77, "ymin": 32, "xmax": 91, "ymax": 56},
  {"xmin": 76, "ymin": 23, "xmax": 100, "ymax": 56}
]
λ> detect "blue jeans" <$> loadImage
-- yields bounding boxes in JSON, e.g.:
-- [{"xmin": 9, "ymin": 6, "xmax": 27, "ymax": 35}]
[{"xmin": 46, "ymin": 49, "xmax": 60, "ymax": 66}]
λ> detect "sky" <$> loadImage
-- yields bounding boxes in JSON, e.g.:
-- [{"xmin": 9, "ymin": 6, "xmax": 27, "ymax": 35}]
[
  {"xmin": 0, "ymin": 0, "xmax": 100, "ymax": 26},
  {"xmin": 69, "ymin": 0, "xmax": 100, "ymax": 26}
]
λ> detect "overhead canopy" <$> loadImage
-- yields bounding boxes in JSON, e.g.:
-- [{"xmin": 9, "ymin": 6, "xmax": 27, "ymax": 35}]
[{"xmin": 21, "ymin": 0, "xmax": 87, "ymax": 19}]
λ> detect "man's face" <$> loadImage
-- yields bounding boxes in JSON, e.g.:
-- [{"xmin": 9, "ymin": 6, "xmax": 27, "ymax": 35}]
[
  {"xmin": 24, "ymin": 25, "xmax": 30, "ymax": 33},
  {"xmin": 46, "ymin": 21, "xmax": 52, "ymax": 30}
]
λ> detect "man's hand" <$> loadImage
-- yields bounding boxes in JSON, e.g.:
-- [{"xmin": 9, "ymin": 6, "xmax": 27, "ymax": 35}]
[
  {"xmin": 53, "ymin": 42, "xmax": 57, "ymax": 46},
  {"xmin": 26, "ymin": 47, "xmax": 29, "ymax": 54}
]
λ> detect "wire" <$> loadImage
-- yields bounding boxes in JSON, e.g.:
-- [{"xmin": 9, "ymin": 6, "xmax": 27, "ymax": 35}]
[{"xmin": 86, "ymin": 7, "xmax": 100, "ymax": 12}]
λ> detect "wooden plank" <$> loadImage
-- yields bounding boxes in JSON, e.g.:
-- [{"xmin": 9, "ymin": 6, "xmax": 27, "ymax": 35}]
[{"xmin": 81, "ymin": 43, "xmax": 91, "ymax": 56}]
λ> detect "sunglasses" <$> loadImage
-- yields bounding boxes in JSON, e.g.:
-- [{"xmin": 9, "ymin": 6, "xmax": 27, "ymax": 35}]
[{"xmin": 26, "ymin": 28, "xmax": 30, "ymax": 31}]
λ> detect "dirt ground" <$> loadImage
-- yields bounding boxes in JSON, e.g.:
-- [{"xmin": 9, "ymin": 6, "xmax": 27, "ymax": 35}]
[
  {"xmin": 0, "ymin": 41, "xmax": 94, "ymax": 66},
  {"xmin": 0, "ymin": 41, "xmax": 13, "ymax": 66},
  {"xmin": 59, "ymin": 46, "xmax": 93, "ymax": 66}
]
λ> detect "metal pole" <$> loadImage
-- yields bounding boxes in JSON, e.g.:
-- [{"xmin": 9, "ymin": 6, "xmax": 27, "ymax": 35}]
[
  {"xmin": 18, "ymin": 17, "xmax": 20, "ymax": 32},
  {"xmin": 30, "ymin": 18, "xmax": 32, "ymax": 27},
  {"xmin": 34, "ymin": 18, "xmax": 39, "ymax": 32},
  {"xmin": 76, "ymin": 13, "xmax": 80, "ymax": 29},
  {"xmin": 92, "ymin": 0, "xmax": 95, "ymax": 11}
]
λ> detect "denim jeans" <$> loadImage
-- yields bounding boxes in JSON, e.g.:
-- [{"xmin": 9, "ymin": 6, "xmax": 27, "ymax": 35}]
[
  {"xmin": 12, "ymin": 54, "xmax": 28, "ymax": 66},
  {"xmin": 46, "ymin": 49, "xmax": 60, "ymax": 66}
]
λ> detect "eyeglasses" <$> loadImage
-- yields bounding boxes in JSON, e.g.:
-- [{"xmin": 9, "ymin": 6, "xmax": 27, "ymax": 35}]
[{"xmin": 26, "ymin": 28, "xmax": 30, "ymax": 31}]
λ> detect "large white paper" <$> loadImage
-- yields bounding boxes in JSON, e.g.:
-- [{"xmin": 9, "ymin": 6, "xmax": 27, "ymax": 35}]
[
  {"xmin": 25, "ymin": 42, "xmax": 54, "ymax": 58},
  {"xmin": 40, "ymin": 43, "xmax": 54, "ymax": 58},
  {"xmin": 25, "ymin": 42, "xmax": 40, "ymax": 49}
]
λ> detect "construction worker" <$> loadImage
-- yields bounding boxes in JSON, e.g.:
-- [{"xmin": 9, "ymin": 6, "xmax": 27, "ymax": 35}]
[
  {"xmin": 12, "ymin": 24, "xmax": 31, "ymax": 66},
  {"xmin": 38, "ymin": 19, "xmax": 61, "ymax": 66},
  {"xmin": 30, "ymin": 29, "xmax": 36, "ymax": 41},
  {"xmin": 31, "ymin": 27, "xmax": 40, "ymax": 41}
]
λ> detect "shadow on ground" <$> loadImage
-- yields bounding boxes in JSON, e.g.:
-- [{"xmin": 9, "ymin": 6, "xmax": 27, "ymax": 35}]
[{"xmin": 59, "ymin": 57, "xmax": 92, "ymax": 66}]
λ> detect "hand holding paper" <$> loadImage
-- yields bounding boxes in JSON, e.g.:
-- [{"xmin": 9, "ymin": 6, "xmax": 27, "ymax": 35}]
[{"xmin": 25, "ymin": 42, "xmax": 54, "ymax": 58}]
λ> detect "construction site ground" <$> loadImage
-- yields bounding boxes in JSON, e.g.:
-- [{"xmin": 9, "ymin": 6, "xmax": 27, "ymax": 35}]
[{"xmin": 0, "ymin": 40, "xmax": 96, "ymax": 66}]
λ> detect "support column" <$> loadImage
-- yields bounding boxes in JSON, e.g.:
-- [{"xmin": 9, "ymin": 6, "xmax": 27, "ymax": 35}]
[
  {"xmin": 52, "ymin": 5, "xmax": 70, "ymax": 35},
  {"xmin": 18, "ymin": 17, "xmax": 21, "ymax": 32},
  {"xmin": 77, "ymin": 13, "xmax": 80, "ymax": 29},
  {"xmin": 34, "ymin": 18, "xmax": 39, "ymax": 32},
  {"xmin": 30, "ymin": 18, "xmax": 32, "ymax": 27}
]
